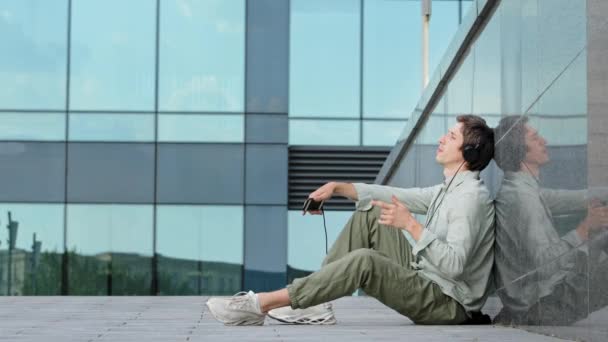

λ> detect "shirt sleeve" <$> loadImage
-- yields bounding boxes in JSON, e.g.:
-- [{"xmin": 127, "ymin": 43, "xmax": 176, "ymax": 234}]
[
  {"xmin": 540, "ymin": 188, "xmax": 587, "ymax": 214},
  {"xmin": 352, "ymin": 183, "xmax": 438, "ymax": 214},
  {"xmin": 411, "ymin": 192, "xmax": 492, "ymax": 280},
  {"xmin": 519, "ymin": 193, "xmax": 585, "ymax": 264}
]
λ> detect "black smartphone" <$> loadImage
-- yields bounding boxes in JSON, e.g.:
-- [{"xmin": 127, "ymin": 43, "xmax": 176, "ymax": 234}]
[{"xmin": 303, "ymin": 198, "xmax": 324, "ymax": 212}]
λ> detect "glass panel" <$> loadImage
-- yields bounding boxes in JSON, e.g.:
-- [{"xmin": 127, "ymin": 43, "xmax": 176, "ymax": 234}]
[
  {"xmin": 245, "ymin": 145, "xmax": 287, "ymax": 205},
  {"xmin": 245, "ymin": 0, "xmax": 289, "ymax": 113},
  {"xmin": 245, "ymin": 114, "xmax": 288, "ymax": 144},
  {"xmin": 289, "ymin": 0, "xmax": 360, "ymax": 118},
  {"xmin": 363, "ymin": 0, "xmax": 419, "ymax": 119},
  {"xmin": 156, "ymin": 205, "xmax": 243, "ymax": 295},
  {"xmin": 67, "ymin": 143, "xmax": 155, "ymax": 203},
  {"xmin": 0, "ymin": 0, "xmax": 68, "ymax": 110},
  {"xmin": 66, "ymin": 204, "xmax": 153, "ymax": 295},
  {"xmin": 462, "ymin": 0, "xmax": 475, "ymax": 21},
  {"xmin": 289, "ymin": 119, "xmax": 359, "ymax": 146},
  {"xmin": 0, "ymin": 142, "xmax": 65, "ymax": 202},
  {"xmin": 362, "ymin": 120, "xmax": 407, "ymax": 146},
  {"xmin": 156, "ymin": 144, "xmax": 244, "ymax": 204},
  {"xmin": 0, "ymin": 204, "xmax": 64, "ymax": 296},
  {"xmin": 429, "ymin": 1, "xmax": 460, "ymax": 78},
  {"xmin": 287, "ymin": 210, "xmax": 351, "ymax": 274},
  {"xmin": 159, "ymin": 0, "xmax": 245, "ymax": 112},
  {"xmin": 537, "ymin": 0, "xmax": 586, "ymax": 93},
  {"xmin": 472, "ymin": 6, "xmax": 501, "ymax": 115},
  {"xmin": 244, "ymin": 205, "xmax": 287, "ymax": 291},
  {"xmin": 158, "ymin": 114, "xmax": 244, "ymax": 143},
  {"xmin": 0, "ymin": 113, "xmax": 65, "ymax": 141},
  {"xmin": 69, "ymin": 0, "xmax": 155, "ymax": 110},
  {"xmin": 69, "ymin": 113, "xmax": 155, "ymax": 142}
]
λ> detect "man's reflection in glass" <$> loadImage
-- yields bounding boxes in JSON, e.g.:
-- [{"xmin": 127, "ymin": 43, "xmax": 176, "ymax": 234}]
[{"xmin": 493, "ymin": 115, "xmax": 608, "ymax": 325}]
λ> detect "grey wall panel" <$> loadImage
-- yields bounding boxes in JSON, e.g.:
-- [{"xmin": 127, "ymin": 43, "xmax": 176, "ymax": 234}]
[
  {"xmin": 246, "ymin": 144, "xmax": 288, "ymax": 205},
  {"xmin": 0, "ymin": 142, "xmax": 65, "ymax": 202},
  {"xmin": 244, "ymin": 205, "xmax": 287, "ymax": 273},
  {"xmin": 67, "ymin": 143, "xmax": 155, "ymax": 203},
  {"xmin": 245, "ymin": 114, "xmax": 288, "ymax": 144},
  {"xmin": 246, "ymin": 0, "xmax": 289, "ymax": 113},
  {"xmin": 157, "ymin": 144, "xmax": 244, "ymax": 204}
]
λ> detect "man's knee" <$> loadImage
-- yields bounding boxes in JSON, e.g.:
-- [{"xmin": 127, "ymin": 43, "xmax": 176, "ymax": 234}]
[
  {"xmin": 351, "ymin": 206, "xmax": 381, "ymax": 224},
  {"xmin": 347, "ymin": 248, "xmax": 381, "ymax": 268}
]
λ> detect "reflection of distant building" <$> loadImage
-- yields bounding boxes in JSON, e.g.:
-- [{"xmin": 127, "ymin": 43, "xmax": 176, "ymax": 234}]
[{"xmin": 0, "ymin": 249, "xmax": 27, "ymax": 296}]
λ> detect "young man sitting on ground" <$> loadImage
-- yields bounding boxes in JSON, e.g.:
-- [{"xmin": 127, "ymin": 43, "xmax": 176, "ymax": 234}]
[{"xmin": 207, "ymin": 115, "xmax": 496, "ymax": 326}]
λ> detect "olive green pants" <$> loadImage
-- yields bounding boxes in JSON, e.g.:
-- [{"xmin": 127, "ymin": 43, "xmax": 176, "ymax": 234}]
[{"xmin": 286, "ymin": 206, "xmax": 467, "ymax": 324}]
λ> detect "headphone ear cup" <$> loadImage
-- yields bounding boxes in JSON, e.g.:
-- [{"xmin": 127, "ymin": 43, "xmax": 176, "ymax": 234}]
[{"xmin": 463, "ymin": 144, "xmax": 480, "ymax": 165}]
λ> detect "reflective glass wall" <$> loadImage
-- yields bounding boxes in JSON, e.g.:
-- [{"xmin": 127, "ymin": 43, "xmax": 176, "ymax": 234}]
[
  {"xmin": 386, "ymin": 0, "xmax": 608, "ymax": 340},
  {"xmin": 0, "ymin": 0, "xmax": 471, "ymax": 296},
  {"xmin": 0, "ymin": 0, "xmax": 247, "ymax": 296}
]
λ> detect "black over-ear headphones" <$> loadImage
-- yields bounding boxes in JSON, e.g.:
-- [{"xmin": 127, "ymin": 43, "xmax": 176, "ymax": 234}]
[{"xmin": 462, "ymin": 143, "xmax": 481, "ymax": 165}]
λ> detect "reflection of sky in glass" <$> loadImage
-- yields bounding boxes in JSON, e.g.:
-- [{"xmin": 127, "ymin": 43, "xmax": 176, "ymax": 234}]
[
  {"xmin": 0, "ymin": 0, "xmax": 68, "ymax": 109},
  {"xmin": 0, "ymin": 204, "xmax": 64, "ymax": 253},
  {"xmin": 429, "ymin": 1, "xmax": 459, "ymax": 84},
  {"xmin": 158, "ymin": 114, "xmax": 244, "ymax": 143},
  {"xmin": 535, "ymin": 50, "xmax": 586, "ymax": 117},
  {"xmin": 288, "ymin": 210, "xmax": 352, "ymax": 271},
  {"xmin": 69, "ymin": 113, "xmax": 155, "ymax": 142},
  {"xmin": 159, "ymin": 0, "xmax": 245, "ymax": 112},
  {"xmin": 363, "ymin": 0, "xmax": 420, "ymax": 118},
  {"xmin": 0, "ymin": 113, "xmax": 65, "ymax": 141},
  {"xmin": 362, "ymin": 120, "xmax": 407, "ymax": 146},
  {"xmin": 67, "ymin": 204, "xmax": 153, "ymax": 256},
  {"xmin": 289, "ymin": 119, "xmax": 360, "ymax": 146},
  {"xmin": 157, "ymin": 205, "xmax": 243, "ymax": 264},
  {"xmin": 70, "ymin": 0, "xmax": 156, "ymax": 110},
  {"xmin": 290, "ymin": 0, "xmax": 360, "ymax": 118}
]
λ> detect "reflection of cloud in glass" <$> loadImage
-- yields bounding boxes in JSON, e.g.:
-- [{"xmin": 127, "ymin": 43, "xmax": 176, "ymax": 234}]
[
  {"xmin": 0, "ymin": 1, "xmax": 67, "ymax": 109},
  {"xmin": 165, "ymin": 75, "xmax": 241, "ymax": 111}
]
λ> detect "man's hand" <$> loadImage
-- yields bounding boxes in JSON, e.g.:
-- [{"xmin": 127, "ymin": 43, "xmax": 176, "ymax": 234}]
[
  {"xmin": 304, "ymin": 182, "xmax": 337, "ymax": 215},
  {"xmin": 372, "ymin": 196, "xmax": 423, "ymax": 240},
  {"xmin": 576, "ymin": 201, "xmax": 608, "ymax": 240}
]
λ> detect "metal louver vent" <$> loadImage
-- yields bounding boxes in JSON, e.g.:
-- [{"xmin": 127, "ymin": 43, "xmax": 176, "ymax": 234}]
[{"xmin": 288, "ymin": 146, "xmax": 391, "ymax": 211}]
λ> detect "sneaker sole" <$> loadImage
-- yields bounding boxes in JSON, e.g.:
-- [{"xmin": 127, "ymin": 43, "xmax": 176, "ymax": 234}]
[{"xmin": 267, "ymin": 312, "xmax": 336, "ymax": 325}]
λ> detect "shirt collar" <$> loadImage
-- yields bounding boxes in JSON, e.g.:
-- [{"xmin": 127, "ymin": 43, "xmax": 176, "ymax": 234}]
[{"xmin": 442, "ymin": 170, "xmax": 480, "ymax": 190}]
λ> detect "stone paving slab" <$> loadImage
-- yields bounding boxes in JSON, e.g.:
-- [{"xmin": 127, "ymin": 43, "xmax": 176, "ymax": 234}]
[{"xmin": 0, "ymin": 296, "xmax": 571, "ymax": 341}]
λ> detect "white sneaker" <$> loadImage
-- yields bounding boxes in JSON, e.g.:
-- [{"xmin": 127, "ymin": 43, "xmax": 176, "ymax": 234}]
[
  {"xmin": 268, "ymin": 302, "xmax": 336, "ymax": 325},
  {"xmin": 206, "ymin": 291, "xmax": 266, "ymax": 326}
]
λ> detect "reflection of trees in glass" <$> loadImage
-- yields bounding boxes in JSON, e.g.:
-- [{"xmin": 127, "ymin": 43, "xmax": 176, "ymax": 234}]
[
  {"xmin": 157, "ymin": 254, "xmax": 241, "ymax": 296},
  {"xmin": 68, "ymin": 250, "xmax": 152, "ymax": 295},
  {"xmin": 5, "ymin": 249, "xmax": 244, "ymax": 296},
  {"xmin": 22, "ymin": 251, "xmax": 62, "ymax": 295}
]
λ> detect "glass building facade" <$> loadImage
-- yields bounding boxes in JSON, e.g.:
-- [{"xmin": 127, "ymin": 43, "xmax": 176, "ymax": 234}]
[
  {"xmin": 0, "ymin": 0, "xmax": 469, "ymax": 296},
  {"xmin": 379, "ymin": 0, "xmax": 608, "ymax": 340}
]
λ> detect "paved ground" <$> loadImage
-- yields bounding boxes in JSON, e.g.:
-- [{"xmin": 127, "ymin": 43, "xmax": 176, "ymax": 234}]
[{"xmin": 0, "ymin": 296, "xmax": 574, "ymax": 341}]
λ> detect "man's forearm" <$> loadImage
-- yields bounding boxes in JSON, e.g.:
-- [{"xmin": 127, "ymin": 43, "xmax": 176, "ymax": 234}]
[{"xmin": 333, "ymin": 182, "xmax": 358, "ymax": 201}]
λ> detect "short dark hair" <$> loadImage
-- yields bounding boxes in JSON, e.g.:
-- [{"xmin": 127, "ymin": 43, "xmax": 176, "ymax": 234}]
[
  {"xmin": 456, "ymin": 115, "xmax": 495, "ymax": 171},
  {"xmin": 493, "ymin": 115, "xmax": 528, "ymax": 172}
]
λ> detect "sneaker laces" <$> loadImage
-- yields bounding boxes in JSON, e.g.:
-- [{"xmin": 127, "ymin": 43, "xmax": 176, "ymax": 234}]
[{"xmin": 228, "ymin": 292, "xmax": 257, "ymax": 312}]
